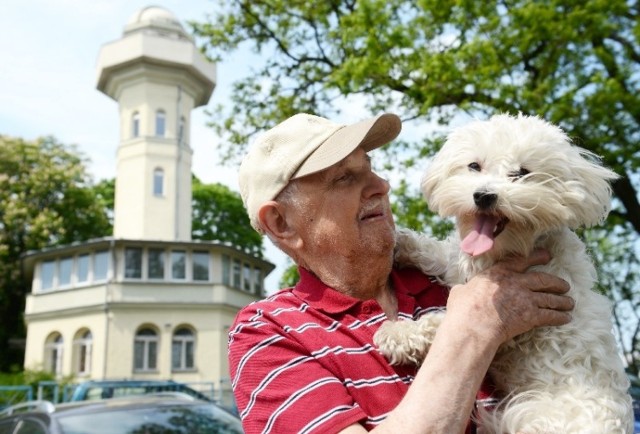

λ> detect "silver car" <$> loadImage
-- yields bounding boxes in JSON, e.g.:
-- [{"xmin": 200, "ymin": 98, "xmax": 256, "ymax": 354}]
[{"xmin": 0, "ymin": 393, "xmax": 243, "ymax": 434}]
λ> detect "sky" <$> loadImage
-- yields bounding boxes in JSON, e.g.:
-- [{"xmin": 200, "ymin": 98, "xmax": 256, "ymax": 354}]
[{"xmin": 0, "ymin": 0, "xmax": 291, "ymax": 292}]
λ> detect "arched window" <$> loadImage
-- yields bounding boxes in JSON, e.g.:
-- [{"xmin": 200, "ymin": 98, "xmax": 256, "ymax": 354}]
[
  {"xmin": 132, "ymin": 111, "xmax": 140, "ymax": 138},
  {"xmin": 134, "ymin": 327, "xmax": 158, "ymax": 371},
  {"xmin": 73, "ymin": 330, "xmax": 93, "ymax": 376},
  {"xmin": 45, "ymin": 333, "xmax": 64, "ymax": 376},
  {"xmin": 155, "ymin": 110, "xmax": 166, "ymax": 137},
  {"xmin": 172, "ymin": 327, "xmax": 195, "ymax": 371},
  {"xmin": 153, "ymin": 168, "xmax": 164, "ymax": 197}
]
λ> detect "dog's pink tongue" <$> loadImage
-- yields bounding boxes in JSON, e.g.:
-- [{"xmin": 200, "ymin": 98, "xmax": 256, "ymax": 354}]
[{"xmin": 461, "ymin": 215, "xmax": 499, "ymax": 256}]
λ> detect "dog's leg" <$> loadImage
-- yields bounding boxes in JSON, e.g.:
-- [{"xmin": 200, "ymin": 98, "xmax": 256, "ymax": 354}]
[{"xmin": 374, "ymin": 311, "xmax": 445, "ymax": 366}]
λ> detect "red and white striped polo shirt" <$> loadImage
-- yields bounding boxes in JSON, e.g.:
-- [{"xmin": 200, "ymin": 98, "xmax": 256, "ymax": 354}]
[{"xmin": 229, "ymin": 266, "xmax": 491, "ymax": 434}]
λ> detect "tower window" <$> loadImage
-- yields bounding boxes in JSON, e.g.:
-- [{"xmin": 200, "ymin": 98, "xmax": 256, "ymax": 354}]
[
  {"xmin": 153, "ymin": 168, "xmax": 164, "ymax": 197},
  {"xmin": 178, "ymin": 116, "xmax": 185, "ymax": 144},
  {"xmin": 124, "ymin": 247, "xmax": 143, "ymax": 279},
  {"xmin": 171, "ymin": 250, "xmax": 186, "ymax": 280},
  {"xmin": 192, "ymin": 251, "xmax": 209, "ymax": 281},
  {"xmin": 132, "ymin": 112, "xmax": 140, "ymax": 138},
  {"xmin": 155, "ymin": 110, "xmax": 166, "ymax": 137},
  {"xmin": 40, "ymin": 260, "xmax": 55, "ymax": 291}
]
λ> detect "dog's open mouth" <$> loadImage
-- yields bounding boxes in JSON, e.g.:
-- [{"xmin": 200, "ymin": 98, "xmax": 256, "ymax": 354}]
[{"xmin": 461, "ymin": 213, "xmax": 509, "ymax": 257}]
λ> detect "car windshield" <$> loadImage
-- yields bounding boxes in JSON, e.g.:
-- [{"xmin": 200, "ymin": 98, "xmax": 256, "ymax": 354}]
[{"xmin": 56, "ymin": 402, "xmax": 243, "ymax": 434}]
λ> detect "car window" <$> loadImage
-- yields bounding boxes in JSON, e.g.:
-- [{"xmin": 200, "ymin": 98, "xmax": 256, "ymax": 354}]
[
  {"xmin": 0, "ymin": 418, "xmax": 16, "ymax": 434},
  {"xmin": 56, "ymin": 403, "xmax": 243, "ymax": 434},
  {"xmin": 13, "ymin": 418, "xmax": 48, "ymax": 434}
]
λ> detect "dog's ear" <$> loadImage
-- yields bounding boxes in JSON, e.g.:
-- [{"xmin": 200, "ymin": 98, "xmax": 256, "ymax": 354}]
[
  {"xmin": 421, "ymin": 151, "xmax": 447, "ymax": 215},
  {"xmin": 564, "ymin": 147, "xmax": 619, "ymax": 228}
]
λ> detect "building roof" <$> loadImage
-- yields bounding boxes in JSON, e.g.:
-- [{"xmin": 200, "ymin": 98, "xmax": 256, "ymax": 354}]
[{"xmin": 123, "ymin": 5, "xmax": 190, "ymax": 40}]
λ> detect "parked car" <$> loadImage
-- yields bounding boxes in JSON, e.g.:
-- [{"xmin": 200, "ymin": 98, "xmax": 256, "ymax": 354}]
[
  {"xmin": 629, "ymin": 374, "xmax": 640, "ymax": 433},
  {"xmin": 69, "ymin": 379, "xmax": 213, "ymax": 403},
  {"xmin": 0, "ymin": 393, "xmax": 243, "ymax": 434}
]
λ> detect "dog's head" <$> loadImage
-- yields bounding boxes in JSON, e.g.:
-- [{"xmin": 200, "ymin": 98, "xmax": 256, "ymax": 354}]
[{"xmin": 422, "ymin": 113, "xmax": 619, "ymax": 258}]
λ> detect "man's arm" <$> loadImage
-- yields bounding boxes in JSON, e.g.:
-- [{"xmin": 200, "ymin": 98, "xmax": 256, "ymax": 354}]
[{"xmin": 340, "ymin": 249, "xmax": 573, "ymax": 434}]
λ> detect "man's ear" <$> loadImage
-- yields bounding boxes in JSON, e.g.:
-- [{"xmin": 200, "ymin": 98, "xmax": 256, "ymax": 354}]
[{"xmin": 257, "ymin": 201, "xmax": 299, "ymax": 246}]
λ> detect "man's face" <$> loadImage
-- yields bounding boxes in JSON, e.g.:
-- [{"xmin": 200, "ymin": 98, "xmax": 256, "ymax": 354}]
[{"xmin": 287, "ymin": 147, "xmax": 396, "ymax": 268}]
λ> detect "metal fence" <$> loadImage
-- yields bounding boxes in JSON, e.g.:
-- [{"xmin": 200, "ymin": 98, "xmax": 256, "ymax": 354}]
[
  {"xmin": 0, "ymin": 386, "xmax": 33, "ymax": 410},
  {"xmin": 0, "ymin": 379, "xmax": 236, "ymax": 411}
]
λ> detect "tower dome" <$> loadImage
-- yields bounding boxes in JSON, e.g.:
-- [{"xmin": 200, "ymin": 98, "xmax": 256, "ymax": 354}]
[{"xmin": 123, "ymin": 5, "xmax": 190, "ymax": 40}]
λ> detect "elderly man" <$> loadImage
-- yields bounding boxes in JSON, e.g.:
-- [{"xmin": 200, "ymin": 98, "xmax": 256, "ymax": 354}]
[{"xmin": 230, "ymin": 113, "xmax": 573, "ymax": 434}]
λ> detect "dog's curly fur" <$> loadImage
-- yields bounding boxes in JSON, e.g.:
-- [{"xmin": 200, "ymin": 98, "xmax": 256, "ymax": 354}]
[{"xmin": 374, "ymin": 114, "xmax": 634, "ymax": 433}]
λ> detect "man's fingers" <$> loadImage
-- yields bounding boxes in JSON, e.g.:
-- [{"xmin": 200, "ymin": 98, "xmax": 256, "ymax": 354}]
[
  {"xmin": 534, "ymin": 292, "xmax": 575, "ymax": 311},
  {"xmin": 501, "ymin": 248, "xmax": 552, "ymax": 273},
  {"xmin": 537, "ymin": 310, "xmax": 572, "ymax": 327},
  {"xmin": 526, "ymin": 271, "xmax": 571, "ymax": 294}
]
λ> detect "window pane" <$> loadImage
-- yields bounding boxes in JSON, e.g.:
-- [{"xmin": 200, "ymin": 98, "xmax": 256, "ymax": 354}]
[
  {"xmin": 155, "ymin": 110, "xmax": 165, "ymax": 137},
  {"xmin": 192, "ymin": 251, "xmax": 209, "ymax": 281},
  {"xmin": 153, "ymin": 168, "xmax": 164, "ymax": 197},
  {"xmin": 222, "ymin": 255, "xmax": 230, "ymax": 285},
  {"xmin": 148, "ymin": 249, "xmax": 165, "ymax": 279},
  {"xmin": 41, "ymin": 260, "xmax": 55, "ymax": 290},
  {"xmin": 138, "ymin": 328, "xmax": 156, "ymax": 336},
  {"xmin": 94, "ymin": 251, "xmax": 109, "ymax": 281},
  {"xmin": 132, "ymin": 112, "xmax": 140, "ymax": 137},
  {"xmin": 171, "ymin": 251, "xmax": 186, "ymax": 279},
  {"xmin": 134, "ymin": 341, "xmax": 144, "ymax": 370},
  {"xmin": 13, "ymin": 419, "xmax": 47, "ymax": 434},
  {"xmin": 253, "ymin": 267, "xmax": 262, "ymax": 294},
  {"xmin": 51, "ymin": 347, "xmax": 59, "ymax": 373},
  {"xmin": 59, "ymin": 257, "xmax": 72, "ymax": 287},
  {"xmin": 79, "ymin": 345, "xmax": 87, "ymax": 372},
  {"xmin": 171, "ymin": 341, "xmax": 181, "ymax": 369},
  {"xmin": 175, "ymin": 328, "xmax": 193, "ymax": 337},
  {"xmin": 186, "ymin": 341, "xmax": 194, "ymax": 368},
  {"xmin": 148, "ymin": 341, "xmax": 157, "ymax": 369},
  {"xmin": 77, "ymin": 254, "xmax": 89, "ymax": 283},
  {"xmin": 125, "ymin": 248, "xmax": 142, "ymax": 279},
  {"xmin": 178, "ymin": 117, "xmax": 185, "ymax": 143},
  {"xmin": 232, "ymin": 259, "xmax": 241, "ymax": 288},
  {"xmin": 242, "ymin": 263, "xmax": 252, "ymax": 291}
]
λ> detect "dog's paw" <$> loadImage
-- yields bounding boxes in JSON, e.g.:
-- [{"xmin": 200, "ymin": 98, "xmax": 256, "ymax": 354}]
[{"xmin": 373, "ymin": 319, "xmax": 432, "ymax": 366}]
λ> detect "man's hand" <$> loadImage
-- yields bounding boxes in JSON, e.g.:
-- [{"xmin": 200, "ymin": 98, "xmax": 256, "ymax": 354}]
[{"xmin": 447, "ymin": 249, "xmax": 574, "ymax": 345}]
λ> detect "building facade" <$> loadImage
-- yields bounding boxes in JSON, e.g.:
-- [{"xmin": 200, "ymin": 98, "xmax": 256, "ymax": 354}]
[{"xmin": 21, "ymin": 6, "xmax": 272, "ymax": 389}]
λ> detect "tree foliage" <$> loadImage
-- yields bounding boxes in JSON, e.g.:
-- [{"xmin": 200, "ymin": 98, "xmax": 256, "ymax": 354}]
[
  {"xmin": 0, "ymin": 136, "xmax": 111, "ymax": 371},
  {"xmin": 191, "ymin": 0, "xmax": 640, "ymax": 369},
  {"xmin": 192, "ymin": 176, "xmax": 263, "ymax": 257}
]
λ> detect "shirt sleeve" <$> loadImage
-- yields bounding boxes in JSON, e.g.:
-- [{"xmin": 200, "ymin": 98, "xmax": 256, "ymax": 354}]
[{"xmin": 228, "ymin": 306, "xmax": 367, "ymax": 434}]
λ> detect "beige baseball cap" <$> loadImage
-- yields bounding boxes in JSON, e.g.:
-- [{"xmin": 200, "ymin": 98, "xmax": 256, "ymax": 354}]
[{"xmin": 239, "ymin": 112, "xmax": 402, "ymax": 231}]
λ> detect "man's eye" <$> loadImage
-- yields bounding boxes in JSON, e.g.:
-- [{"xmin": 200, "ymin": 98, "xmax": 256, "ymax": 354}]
[{"xmin": 468, "ymin": 162, "xmax": 481, "ymax": 172}]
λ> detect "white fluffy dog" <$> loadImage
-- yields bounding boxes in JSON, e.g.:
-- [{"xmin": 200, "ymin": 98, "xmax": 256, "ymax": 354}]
[{"xmin": 374, "ymin": 114, "xmax": 634, "ymax": 433}]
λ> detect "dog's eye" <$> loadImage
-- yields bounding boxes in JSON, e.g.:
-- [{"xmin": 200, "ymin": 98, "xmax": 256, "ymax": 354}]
[
  {"xmin": 508, "ymin": 168, "xmax": 530, "ymax": 180},
  {"xmin": 468, "ymin": 162, "xmax": 481, "ymax": 172}
]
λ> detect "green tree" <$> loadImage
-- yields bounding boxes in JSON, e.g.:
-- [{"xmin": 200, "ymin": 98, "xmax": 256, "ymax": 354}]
[
  {"xmin": 192, "ymin": 176, "xmax": 263, "ymax": 257},
  {"xmin": 190, "ymin": 0, "xmax": 640, "ymax": 369},
  {"xmin": 0, "ymin": 136, "xmax": 111, "ymax": 370}
]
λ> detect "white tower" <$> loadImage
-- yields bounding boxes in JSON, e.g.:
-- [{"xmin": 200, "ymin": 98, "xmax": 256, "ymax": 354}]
[{"xmin": 96, "ymin": 6, "xmax": 216, "ymax": 241}]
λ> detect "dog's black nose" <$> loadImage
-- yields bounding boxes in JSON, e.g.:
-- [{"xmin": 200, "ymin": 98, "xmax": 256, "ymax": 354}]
[{"xmin": 473, "ymin": 191, "xmax": 498, "ymax": 209}]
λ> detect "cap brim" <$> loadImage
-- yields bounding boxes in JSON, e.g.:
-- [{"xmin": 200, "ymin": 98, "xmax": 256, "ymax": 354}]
[{"xmin": 293, "ymin": 113, "xmax": 401, "ymax": 179}]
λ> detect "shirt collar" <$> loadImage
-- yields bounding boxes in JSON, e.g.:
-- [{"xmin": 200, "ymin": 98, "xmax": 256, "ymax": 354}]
[{"xmin": 292, "ymin": 266, "xmax": 434, "ymax": 315}]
